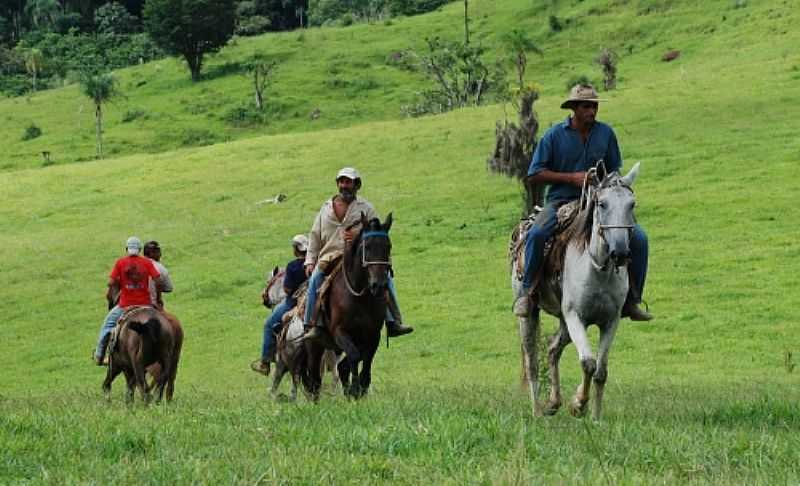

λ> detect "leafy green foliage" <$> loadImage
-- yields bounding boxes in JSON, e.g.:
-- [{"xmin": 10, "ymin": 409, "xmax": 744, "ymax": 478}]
[
  {"xmin": 144, "ymin": 0, "xmax": 236, "ymax": 81},
  {"xmin": 94, "ymin": 2, "xmax": 139, "ymax": 35},
  {"xmin": 403, "ymin": 36, "xmax": 505, "ymax": 116}
]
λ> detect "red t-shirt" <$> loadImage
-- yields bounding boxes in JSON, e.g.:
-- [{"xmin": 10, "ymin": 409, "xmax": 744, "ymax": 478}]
[{"xmin": 110, "ymin": 255, "xmax": 160, "ymax": 307}]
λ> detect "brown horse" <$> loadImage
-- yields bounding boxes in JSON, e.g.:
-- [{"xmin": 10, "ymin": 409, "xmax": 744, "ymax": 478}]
[
  {"xmin": 302, "ymin": 213, "xmax": 393, "ymax": 399},
  {"xmin": 102, "ymin": 307, "xmax": 183, "ymax": 403}
]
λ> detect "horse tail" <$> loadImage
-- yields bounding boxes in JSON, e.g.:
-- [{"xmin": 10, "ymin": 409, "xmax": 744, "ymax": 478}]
[{"xmin": 128, "ymin": 317, "xmax": 161, "ymax": 342}]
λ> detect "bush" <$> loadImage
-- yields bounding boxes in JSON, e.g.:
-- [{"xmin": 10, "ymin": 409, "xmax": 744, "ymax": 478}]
[
  {"xmin": 22, "ymin": 124, "xmax": 42, "ymax": 141},
  {"xmin": 179, "ymin": 128, "xmax": 219, "ymax": 147},
  {"xmin": 121, "ymin": 109, "xmax": 146, "ymax": 122},
  {"xmin": 549, "ymin": 15, "xmax": 563, "ymax": 32}
]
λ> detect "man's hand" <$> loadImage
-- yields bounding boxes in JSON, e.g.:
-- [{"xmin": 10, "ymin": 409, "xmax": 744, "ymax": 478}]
[
  {"xmin": 305, "ymin": 263, "xmax": 315, "ymax": 277},
  {"xmin": 570, "ymin": 171, "xmax": 588, "ymax": 187},
  {"xmin": 343, "ymin": 228, "xmax": 355, "ymax": 244}
]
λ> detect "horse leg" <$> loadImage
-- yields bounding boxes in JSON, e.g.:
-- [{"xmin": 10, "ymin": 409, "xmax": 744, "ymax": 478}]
[
  {"xmin": 333, "ymin": 332, "xmax": 361, "ymax": 398},
  {"xmin": 563, "ymin": 311, "xmax": 595, "ymax": 417},
  {"xmin": 518, "ymin": 313, "xmax": 542, "ymax": 417},
  {"xmin": 306, "ymin": 344, "xmax": 324, "ymax": 401},
  {"xmin": 270, "ymin": 359, "xmax": 288, "ymax": 400},
  {"xmin": 102, "ymin": 363, "xmax": 123, "ymax": 401},
  {"xmin": 132, "ymin": 360, "xmax": 150, "ymax": 404},
  {"xmin": 592, "ymin": 320, "xmax": 620, "ymax": 420},
  {"xmin": 337, "ymin": 354, "xmax": 351, "ymax": 394},
  {"xmin": 358, "ymin": 345, "xmax": 378, "ymax": 398},
  {"xmin": 154, "ymin": 358, "xmax": 171, "ymax": 403},
  {"xmin": 123, "ymin": 369, "xmax": 135, "ymax": 404},
  {"xmin": 544, "ymin": 319, "xmax": 571, "ymax": 415}
]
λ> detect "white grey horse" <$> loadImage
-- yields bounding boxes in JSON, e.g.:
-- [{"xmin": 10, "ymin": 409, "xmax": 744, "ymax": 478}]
[
  {"xmin": 262, "ymin": 269, "xmax": 340, "ymax": 400},
  {"xmin": 512, "ymin": 163, "xmax": 640, "ymax": 420}
]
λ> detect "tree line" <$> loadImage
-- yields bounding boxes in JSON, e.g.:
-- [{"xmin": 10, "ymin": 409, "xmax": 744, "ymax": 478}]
[{"xmin": 0, "ymin": 0, "xmax": 452, "ymax": 96}]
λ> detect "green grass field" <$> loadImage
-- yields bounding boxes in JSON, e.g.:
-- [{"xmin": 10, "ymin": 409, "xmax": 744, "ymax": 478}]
[{"xmin": 2, "ymin": 0, "xmax": 799, "ymax": 483}]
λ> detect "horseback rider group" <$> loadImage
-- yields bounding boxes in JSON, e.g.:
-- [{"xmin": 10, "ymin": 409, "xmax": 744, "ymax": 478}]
[{"xmin": 93, "ymin": 82, "xmax": 653, "ymax": 377}]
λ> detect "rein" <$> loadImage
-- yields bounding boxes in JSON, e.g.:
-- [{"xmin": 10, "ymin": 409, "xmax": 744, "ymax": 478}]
[{"xmin": 343, "ymin": 230, "xmax": 390, "ymax": 297}]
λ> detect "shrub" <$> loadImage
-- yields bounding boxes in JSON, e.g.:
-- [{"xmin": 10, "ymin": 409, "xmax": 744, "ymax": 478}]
[
  {"xmin": 549, "ymin": 15, "xmax": 563, "ymax": 32},
  {"xmin": 121, "ymin": 109, "xmax": 146, "ymax": 122},
  {"xmin": 179, "ymin": 128, "xmax": 219, "ymax": 146},
  {"xmin": 22, "ymin": 123, "xmax": 42, "ymax": 141}
]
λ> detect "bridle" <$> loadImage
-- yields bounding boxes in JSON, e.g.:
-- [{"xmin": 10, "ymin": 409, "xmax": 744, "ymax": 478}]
[
  {"xmin": 587, "ymin": 176, "xmax": 635, "ymax": 271},
  {"xmin": 343, "ymin": 230, "xmax": 391, "ymax": 296}
]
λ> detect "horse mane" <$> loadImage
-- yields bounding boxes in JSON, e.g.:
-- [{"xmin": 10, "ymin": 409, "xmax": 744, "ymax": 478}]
[
  {"xmin": 559, "ymin": 197, "xmax": 594, "ymax": 253},
  {"xmin": 349, "ymin": 217, "xmax": 383, "ymax": 259}
]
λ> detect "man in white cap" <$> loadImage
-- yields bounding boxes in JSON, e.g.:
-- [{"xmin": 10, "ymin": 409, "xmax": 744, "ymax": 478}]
[
  {"xmin": 92, "ymin": 236, "xmax": 161, "ymax": 365},
  {"xmin": 514, "ymin": 84, "xmax": 652, "ymax": 321},
  {"xmin": 303, "ymin": 167, "xmax": 413, "ymax": 340},
  {"xmin": 252, "ymin": 234, "xmax": 309, "ymax": 375}
]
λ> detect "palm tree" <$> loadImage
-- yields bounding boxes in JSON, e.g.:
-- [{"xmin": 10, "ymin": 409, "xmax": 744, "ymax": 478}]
[
  {"xmin": 79, "ymin": 72, "xmax": 119, "ymax": 159},
  {"xmin": 23, "ymin": 47, "xmax": 44, "ymax": 92}
]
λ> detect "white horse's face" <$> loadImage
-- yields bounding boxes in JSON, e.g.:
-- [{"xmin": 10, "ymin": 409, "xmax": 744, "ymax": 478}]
[
  {"xmin": 592, "ymin": 162, "xmax": 639, "ymax": 269},
  {"xmin": 594, "ymin": 186, "xmax": 636, "ymax": 267}
]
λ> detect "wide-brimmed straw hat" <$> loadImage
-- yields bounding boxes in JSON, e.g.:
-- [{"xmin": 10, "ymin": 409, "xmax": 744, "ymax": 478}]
[{"xmin": 560, "ymin": 84, "xmax": 606, "ymax": 109}]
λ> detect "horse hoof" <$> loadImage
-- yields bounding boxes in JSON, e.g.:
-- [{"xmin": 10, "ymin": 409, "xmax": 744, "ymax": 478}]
[
  {"xmin": 543, "ymin": 401, "xmax": 561, "ymax": 416},
  {"xmin": 568, "ymin": 400, "xmax": 588, "ymax": 418}
]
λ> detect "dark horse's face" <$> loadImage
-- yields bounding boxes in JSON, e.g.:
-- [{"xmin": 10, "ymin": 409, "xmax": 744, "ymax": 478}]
[{"xmin": 359, "ymin": 212, "xmax": 393, "ymax": 296}]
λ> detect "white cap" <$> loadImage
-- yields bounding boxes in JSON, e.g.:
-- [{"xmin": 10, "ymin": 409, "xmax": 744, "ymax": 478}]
[
  {"xmin": 336, "ymin": 167, "xmax": 361, "ymax": 181},
  {"xmin": 126, "ymin": 236, "xmax": 142, "ymax": 255},
  {"xmin": 291, "ymin": 234, "xmax": 309, "ymax": 252}
]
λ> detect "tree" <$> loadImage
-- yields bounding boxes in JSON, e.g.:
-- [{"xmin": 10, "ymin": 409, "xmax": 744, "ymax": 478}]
[
  {"xmin": 596, "ymin": 47, "xmax": 617, "ymax": 91},
  {"xmin": 243, "ymin": 54, "xmax": 277, "ymax": 110},
  {"xmin": 79, "ymin": 71, "xmax": 118, "ymax": 158},
  {"xmin": 144, "ymin": 0, "xmax": 236, "ymax": 81},
  {"xmin": 501, "ymin": 28, "xmax": 542, "ymax": 90},
  {"xmin": 21, "ymin": 46, "xmax": 43, "ymax": 91}
]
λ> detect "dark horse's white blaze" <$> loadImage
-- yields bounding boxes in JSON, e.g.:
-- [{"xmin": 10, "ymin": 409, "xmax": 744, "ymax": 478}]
[{"xmin": 512, "ymin": 163, "xmax": 640, "ymax": 420}]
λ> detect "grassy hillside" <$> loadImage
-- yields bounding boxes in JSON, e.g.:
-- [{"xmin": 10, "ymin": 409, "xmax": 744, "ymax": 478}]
[
  {"xmin": 2, "ymin": 0, "xmax": 800, "ymax": 483},
  {"xmin": 3, "ymin": 0, "xmax": 798, "ymax": 171}
]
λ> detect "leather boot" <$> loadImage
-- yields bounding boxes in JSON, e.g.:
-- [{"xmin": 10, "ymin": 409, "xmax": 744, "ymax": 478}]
[
  {"xmin": 621, "ymin": 300, "xmax": 653, "ymax": 321},
  {"xmin": 385, "ymin": 320, "xmax": 413, "ymax": 337},
  {"xmin": 385, "ymin": 290, "xmax": 413, "ymax": 337}
]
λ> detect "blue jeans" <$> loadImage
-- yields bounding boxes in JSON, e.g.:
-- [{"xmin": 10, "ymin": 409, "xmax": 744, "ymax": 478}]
[
  {"xmin": 522, "ymin": 202, "xmax": 649, "ymax": 302},
  {"xmin": 95, "ymin": 305, "xmax": 123, "ymax": 359},
  {"xmin": 303, "ymin": 268, "xmax": 400, "ymax": 326},
  {"xmin": 261, "ymin": 300, "xmax": 292, "ymax": 360}
]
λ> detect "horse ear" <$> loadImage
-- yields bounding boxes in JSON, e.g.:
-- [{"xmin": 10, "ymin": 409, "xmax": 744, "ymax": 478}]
[
  {"xmin": 272, "ymin": 266, "xmax": 279, "ymax": 276},
  {"xmin": 360, "ymin": 211, "xmax": 368, "ymax": 229},
  {"xmin": 621, "ymin": 162, "xmax": 641, "ymax": 187},
  {"xmin": 383, "ymin": 212, "xmax": 393, "ymax": 232}
]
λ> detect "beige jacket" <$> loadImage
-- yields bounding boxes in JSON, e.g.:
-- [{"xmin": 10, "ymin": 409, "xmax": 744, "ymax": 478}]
[{"xmin": 305, "ymin": 196, "xmax": 379, "ymax": 270}]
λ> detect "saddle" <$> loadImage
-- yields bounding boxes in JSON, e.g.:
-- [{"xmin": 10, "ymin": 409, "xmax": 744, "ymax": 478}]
[
  {"xmin": 289, "ymin": 256, "xmax": 344, "ymax": 330},
  {"xmin": 509, "ymin": 200, "xmax": 582, "ymax": 291}
]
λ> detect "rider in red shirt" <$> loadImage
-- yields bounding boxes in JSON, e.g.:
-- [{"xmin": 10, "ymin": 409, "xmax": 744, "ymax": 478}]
[{"xmin": 93, "ymin": 236, "xmax": 160, "ymax": 365}]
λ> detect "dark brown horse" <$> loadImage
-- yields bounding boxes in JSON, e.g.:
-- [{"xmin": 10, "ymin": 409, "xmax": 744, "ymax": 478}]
[
  {"xmin": 302, "ymin": 213, "xmax": 393, "ymax": 399},
  {"xmin": 102, "ymin": 307, "xmax": 183, "ymax": 403}
]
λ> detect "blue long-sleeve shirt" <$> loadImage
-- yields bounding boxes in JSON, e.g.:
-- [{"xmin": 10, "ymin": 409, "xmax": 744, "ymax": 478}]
[{"xmin": 528, "ymin": 117, "xmax": 623, "ymax": 204}]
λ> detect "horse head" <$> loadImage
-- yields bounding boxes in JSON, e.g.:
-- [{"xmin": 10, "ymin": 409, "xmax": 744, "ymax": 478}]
[
  {"xmin": 355, "ymin": 211, "xmax": 393, "ymax": 297},
  {"xmin": 264, "ymin": 266, "xmax": 286, "ymax": 308},
  {"xmin": 591, "ymin": 163, "xmax": 639, "ymax": 268}
]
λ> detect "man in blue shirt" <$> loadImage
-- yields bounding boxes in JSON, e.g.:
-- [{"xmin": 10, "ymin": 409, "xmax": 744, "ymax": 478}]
[
  {"xmin": 513, "ymin": 84, "xmax": 652, "ymax": 321},
  {"xmin": 252, "ymin": 234, "xmax": 310, "ymax": 375}
]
